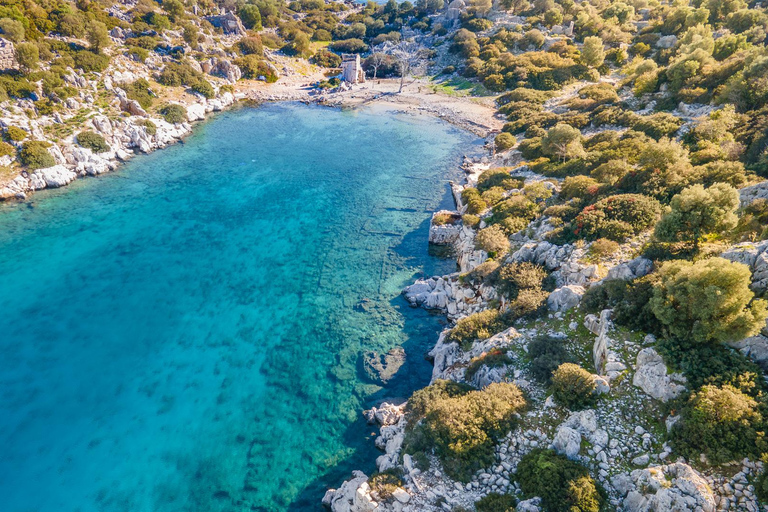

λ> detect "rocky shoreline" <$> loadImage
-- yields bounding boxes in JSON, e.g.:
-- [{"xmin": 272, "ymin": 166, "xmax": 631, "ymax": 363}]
[{"xmin": 322, "ymin": 146, "xmax": 768, "ymax": 512}]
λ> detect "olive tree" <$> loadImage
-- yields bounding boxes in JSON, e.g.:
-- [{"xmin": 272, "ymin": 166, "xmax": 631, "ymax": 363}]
[
  {"xmin": 581, "ymin": 36, "xmax": 605, "ymax": 68},
  {"xmin": 650, "ymin": 257, "xmax": 768, "ymax": 344},
  {"xmin": 654, "ymin": 183, "xmax": 739, "ymax": 250},
  {"xmin": 86, "ymin": 21, "xmax": 110, "ymax": 53},
  {"xmin": 14, "ymin": 42, "xmax": 38, "ymax": 72},
  {"xmin": 541, "ymin": 123, "xmax": 585, "ymax": 162}
]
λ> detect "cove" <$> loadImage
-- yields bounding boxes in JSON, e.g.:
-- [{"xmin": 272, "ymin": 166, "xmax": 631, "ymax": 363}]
[{"xmin": 0, "ymin": 103, "xmax": 477, "ymax": 511}]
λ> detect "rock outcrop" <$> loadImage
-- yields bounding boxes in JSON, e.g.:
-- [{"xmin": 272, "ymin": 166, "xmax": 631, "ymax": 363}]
[
  {"xmin": 632, "ymin": 347, "xmax": 686, "ymax": 402},
  {"xmin": 613, "ymin": 463, "xmax": 716, "ymax": 512}
]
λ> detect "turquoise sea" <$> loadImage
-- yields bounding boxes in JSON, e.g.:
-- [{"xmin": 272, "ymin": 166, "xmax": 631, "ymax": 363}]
[{"xmin": 0, "ymin": 103, "xmax": 477, "ymax": 511}]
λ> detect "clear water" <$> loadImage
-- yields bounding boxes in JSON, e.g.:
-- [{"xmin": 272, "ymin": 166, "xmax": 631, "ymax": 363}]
[{"xmin": 0, "ymin": 103, "xmax": 476, "ymax": 512}]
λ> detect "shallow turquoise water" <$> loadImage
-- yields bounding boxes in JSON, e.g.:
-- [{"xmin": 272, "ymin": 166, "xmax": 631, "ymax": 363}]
[{"xmin": 0, "ymin": 103, "xmax": 476, "ymax": 511}]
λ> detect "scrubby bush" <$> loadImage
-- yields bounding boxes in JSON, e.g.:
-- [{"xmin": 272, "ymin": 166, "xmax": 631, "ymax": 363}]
[
  {"xmin": 581, "ymin": 277, "xmax": 658, "ymax": 333},
  {"xmin": 495, "ymin": 132, "xmax": 516, "ymax": 152},
  {"xmin": 475, "ymin": 224, "xmax": 510, "ymax": 256},
  {"xmin": 474, "ymin": 493, "xmax": 516, "ymax": 512},
  {"xmin": 237, "ymin": 36, "xmax": 264, "ymax": 56},
  {"xmin": 236, "ymin": 55, "xmax": 278, "ymax": 82},
  {"xmin": 528, "ymin": 335, "xmax": 571, "ymax": 383},
  {"xmin": 462, "ymin": 213, "xmax": 480, "ymax": 228},
  {"xmin": 5, "ymin": 126, "xmax": 26, "ymax": 141},
  {"xmin": 586, "ymin": 238, "xmax": 619, "ymax": 260},
  {"xmin": 734, "ymin": 199, "xmax": 768, "ymax": 241},
  {"xmin": 551, "ymin": 363, "xmax": 596, "ymax": 410},
  {"xmin": 446, "ymin": 310, "xmax": 505, "ymax": 350},
  {"xmin": 0, "ymin": 141, "xmax": 13, "ymax": 156},
  {"xmin": 76, "ymin": 131, "xmax": 109, "ymax": 153},
  {"xmin": 462, "ymin": 187, "xmax": 487, "ymax": 214},
  {"xmin": 329, "ymin": 38, "xmax": 368, "ymax": 53},
  {"xmin": 465, "ymin": 348, "xmax": 511, "ymax": 382},
  {"xmin": 368, "ymin": 470, "xmax": 404, "ymax": 502},
  {"xmin": 489, "ymin": 195, "xmax": 539, "ymax": 225},
  {"xmin": 517, "ymin": 449, "xmax": 604, "ymax": 512},
  {"xmin": 191, "ymin": 79, "xmax": 215, "ymax": 98},
  {"xmin": 312, "ymin": 49, "xmax": 341, "ymax": 68},
  {"xmin": 125, "ymin": 79, "xmax": 154, "ymax": 109},
  {"xmin": 496, "ymin": 262, "xmax": 547, "ymax": 299},
  {"xmin": 140, "ymin": 120, "xmax": 157, "ymax": 136},
  {"xmin": 19, "ymin": 141, "xmax": 55, "ymax": 169},
  {"xmin": 477, "ymin": 168, "xmax": 521, "ymax": 192},
  {"xmin": 671, "ymin": 384, "xmax": 766, "ymax": 464},
  {"xmin": 506, "ymin": 288, "xmax": 548, "ymax": 320},
  {"xmin": 650, "ymin": 258, "xmax": 768, "ymax": 344},
  {"xmin": 160, "ymin": 104, "xmax": 187, "ymax": 124},
  {"xmin": 406, "ymin": 382, "xmax": 526, "ymax": 481},
  {"xmin": 572, "ymin": 194, "xmax": 661, "ymax": 241}
]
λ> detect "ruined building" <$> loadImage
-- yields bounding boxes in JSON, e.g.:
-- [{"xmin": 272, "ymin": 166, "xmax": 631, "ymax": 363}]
[
  {"xmin": 0, "ymin": 38, "xmax": 16, "ymax": 70},
  {"xmin": 341, "ymin": 54, "xmax": 365, "ymax": 84}
]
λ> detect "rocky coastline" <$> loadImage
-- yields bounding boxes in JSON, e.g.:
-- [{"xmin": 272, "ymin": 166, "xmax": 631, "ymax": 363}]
[{"xmin": 322, "ymin": 142, "xmax": 768, "ymax": 512}]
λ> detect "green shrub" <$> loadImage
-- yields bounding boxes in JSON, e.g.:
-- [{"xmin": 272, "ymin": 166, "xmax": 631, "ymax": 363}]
[
  {"xmin": 475, "ymin": 225, "xmax": 510, "ymax": 256},
  {"xmin": 328, "ymin": 38, "xmax": 368, "ymax": 53},
  {"xmin": 671, "ymin": 384, "xmax": 766, "ymax": 464},
  {"xmin": 517, "ymin": 449, "xmax": 604, "ymax": 512},
  {"xmin": 495, "ymin": 132, "xmax": 516, "ymax": 152},
  {"xmin": 465, "ymin": 348, "xmax": 511, "ymax": 382},
  {"xmin": 474, "ymin": 493, "xmax": 516, "ymax": 512},
  {"xmin": 506, "ymin": 288, "xmax": 548, "ymax": 320},
  {"xmin": 586, "ymin": 238, "xmax": 619, "ymax": 260},
  {"xmin": 312, "ymin": 49, "xmax": 341, "ymax": 68},
  {"xmin": 191, "ymin": 79, "xmax": 215, "ymax": 98},
  {"xmin": 237, "ymin": 36, "xmax": 264, "ymax": 56},
  {"xmin": 140, "ymin": 120, "xmax": 157, "ymax": 136},
  {"xmin": 733, "ymin": 198, "xmax": 768, "ymax": 241},
  {"xmin": 580, "ymin": 277, "xmax": 658, "ymax": 333},
  {"xmin": 572, "ymin": 194, "xmax": 661, "ymax": 241},
  {"xmin": 528, "ymin": 335, "xmax": 571, "ymax": 383},
  {"xmin": 73, "ymin": 50, "xmax": 110, "ymax": 72},
  {"xmin": 650, "ymin": 258, "xmax": 768, "ymax": 345},
  {"xmin": 406, "ymin": 382, "xmax": 526, "ymax": 481},
  {"xmin": 756, "ymin": 455, "xmax": 768, "ymax": 504},
  {"xmin": 0, "ymin": 141, "xmax": 13, "ymax": 156},
  {"xmin": 446, "ymin": 310, "xmax": 506, "ymax": 350},
  {"xmin": 499, "ymin": 216, "xmax": 529, "ymax": 235},
  {"xmin": 368, "ymin": 469, "xmax": 404, "ymax": 502},
  {"xmin": 5, "ymin": 125, "xmax": 27, "ymax": 141},
  {"xmin": 160, "ymin": 104, "xmax": 187, "ymax": 124},
  {"xmin": 406, "ymin": 379, "xmax": 473, "ymax": 422},
  {"xmin": 462, "ymin": 187, "xmax": 487, "ymax": 214},
  {"xmin": 76, "ymin": 130, "xmax": 109, "ymax": 153},
  {"xmin": 125, "ymin": 79, "xmax": 154, "ymax": 109},
  {"xmin": 477, "ymin": 168, "xmax": 521, "ymax": 192},
  {"xmin": 489, "ymin": 195, "xmax": 539, "ymax": 225},
  {"xmin": 235, "ymin": 55, "xmax": 279, "ymax": 82},
  {"xmin": 19, "ymin": 141, "xmax": 55, "ymax": 169},
  {"xmin": 462, "ymin": 213, "xmax": 480, "ymax": 227},
  {"xmin": 461, "ymin": 260, "xmax": 500, "ymax": 287},
  {"xmin": 127, "ymin": 46, "xmax": 148, "ymax": 62},
  {"xmin": 551, "ymin": 363, "xmax": 596, "ymax": 410},
  {"xmin": 496, "ymin": 262, "xmax": 547, "ymax": 300}
]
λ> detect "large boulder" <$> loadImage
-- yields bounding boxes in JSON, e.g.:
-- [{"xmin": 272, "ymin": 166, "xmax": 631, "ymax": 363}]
[
  {"xmin": 547, "ymin": 285, "xmax": 585, "ymax": 312},
  {"xmin": 552, "ymin": 425, "xmax": 581, "ymax": 459},
  {"xmin": 362, "ymin": 347, "xmax": 405, "ymax": 385},
  {"xmin": 729, "ymin": 334, "xmax": 768, "ymax": 370},
  {"xmin": 322, "ymin": 471, "xmax": 377, "ymax": 512},
  {"xmin": 632, "ymin": 348, "xmax": 686, "ymax": 402},
  {"xmin": 614, "ymin": 463, "xmax": 715, "ymax": 512},
  {"xmin": 37, "ymin": 164, "xmax": 77, "ymax": 188},
  {"xmin": 428, "ymin": 210, "xmax": 462, "ymax": 245}
]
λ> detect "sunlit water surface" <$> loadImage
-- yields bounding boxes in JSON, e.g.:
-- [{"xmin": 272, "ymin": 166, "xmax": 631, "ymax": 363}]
[{"xmin": 0, "ymin": 103, "xmax": 478, "ymax": 511}]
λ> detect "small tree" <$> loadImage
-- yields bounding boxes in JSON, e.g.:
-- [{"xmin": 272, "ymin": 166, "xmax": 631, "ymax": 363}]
[
  {"xmin": 581, "ymin": 36, "xmax": 605, "ymax": 68},
  {"xmin": 369, "ymin": 41, "xmax": 394, "ymax": 86},
  {"xmin": 86, "ymin": 21, "xmax": 110, "ymax": 53},
  {"xmin": 654, "ymin": 183, "xmax": 739, "ymax": 251},
  {"xmin": 541, "ymin": 123, "xmax": 585, "ymax": 162},
  {"xmin": 650, "ymin": 257, "xmax": 768, "ymax": 344},
  {"xmin": 14, "ymin": 42, "xmax": 38, "ymax": 73},
  {"xmin": 0, "ymin": 18, "xmax": 25, "ymax": 42},
  {"xmin": 494, "ymin": 133, "xmax": 516, "ymax": 152},
  {"xmin": 238, "ymin": 5, "xmax": 262, "ymax": 30},
  {"xmin": 475, "ymin": 224, "xmax": 510, "ymax": 256},
  {"xmin": 389, "ymin": 40, "xmax": 428, "ymax": 93},
  {"xmin": 550, "ymin": 363, "xmax": 596, "ymax": 410}
]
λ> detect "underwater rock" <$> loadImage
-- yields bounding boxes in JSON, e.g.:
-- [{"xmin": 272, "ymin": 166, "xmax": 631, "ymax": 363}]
[{"xmin": 362, "ymin": 347, "xmax": 405, "ymax": 385}]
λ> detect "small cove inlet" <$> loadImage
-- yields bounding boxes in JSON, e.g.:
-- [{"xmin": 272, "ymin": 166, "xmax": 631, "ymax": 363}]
[{"xmin": 0, "ymin": 102, "xmax": 480, "ymax": 511}]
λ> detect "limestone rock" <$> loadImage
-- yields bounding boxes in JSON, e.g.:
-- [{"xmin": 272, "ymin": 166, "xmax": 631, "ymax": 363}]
[
  {"xmin": 552, "ymin": 425, "xmax": 581, "ymax": 459},
  {"xmin": 428, "ymin": 210, "xmax": 462, "ymax": 245},
  {"xmin": 615, "ymin": 463, "xmax": 715, "ymax": 512},
  {"xmin": 547, "ymin": 285, "xmax": 585, "ymax": 311},
  {"xmin": 632, "ymin": 348, "xmax": 686, "ymax": 402},
  {"xmin": 322, "ymin": 471, "xmax": 378, "ymax": 512},
  {"xmin": 363, "ymin": 402, "xmax": 404, "ymax": 426},
  {"xmin": 37, "ymin": 164, "xmax": 77, "ymax": 188},
  {"xmin": 187, "ymin": 103, "xmax": 206, "ymax": 122},
  {"xmin": 729, "ymin": 334, "xmax": 768, "ymax": 370}
]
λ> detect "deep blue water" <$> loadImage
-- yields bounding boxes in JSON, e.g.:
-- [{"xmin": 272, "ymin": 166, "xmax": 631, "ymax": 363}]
[{"xmin": 0, "ymin": 103, "xmax": 476, "ymax": 511}]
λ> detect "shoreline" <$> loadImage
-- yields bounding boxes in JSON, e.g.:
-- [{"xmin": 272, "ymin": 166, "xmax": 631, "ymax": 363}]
[{"xmin": 0, "ymin": 78, "xmax": 501, "ymax": 204}]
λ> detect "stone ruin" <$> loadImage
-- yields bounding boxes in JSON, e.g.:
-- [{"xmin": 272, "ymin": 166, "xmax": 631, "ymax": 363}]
[
  {"xmin": 0, "ymin": 38, "xmax": 17, "ymax": 70},
  {"xmin": 340, "ymin": 54, "xmax": 365, "ymax": 84},
  {"xmin": 204, "ymin": 12, "xmax": 246, "ymax": 36}
]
